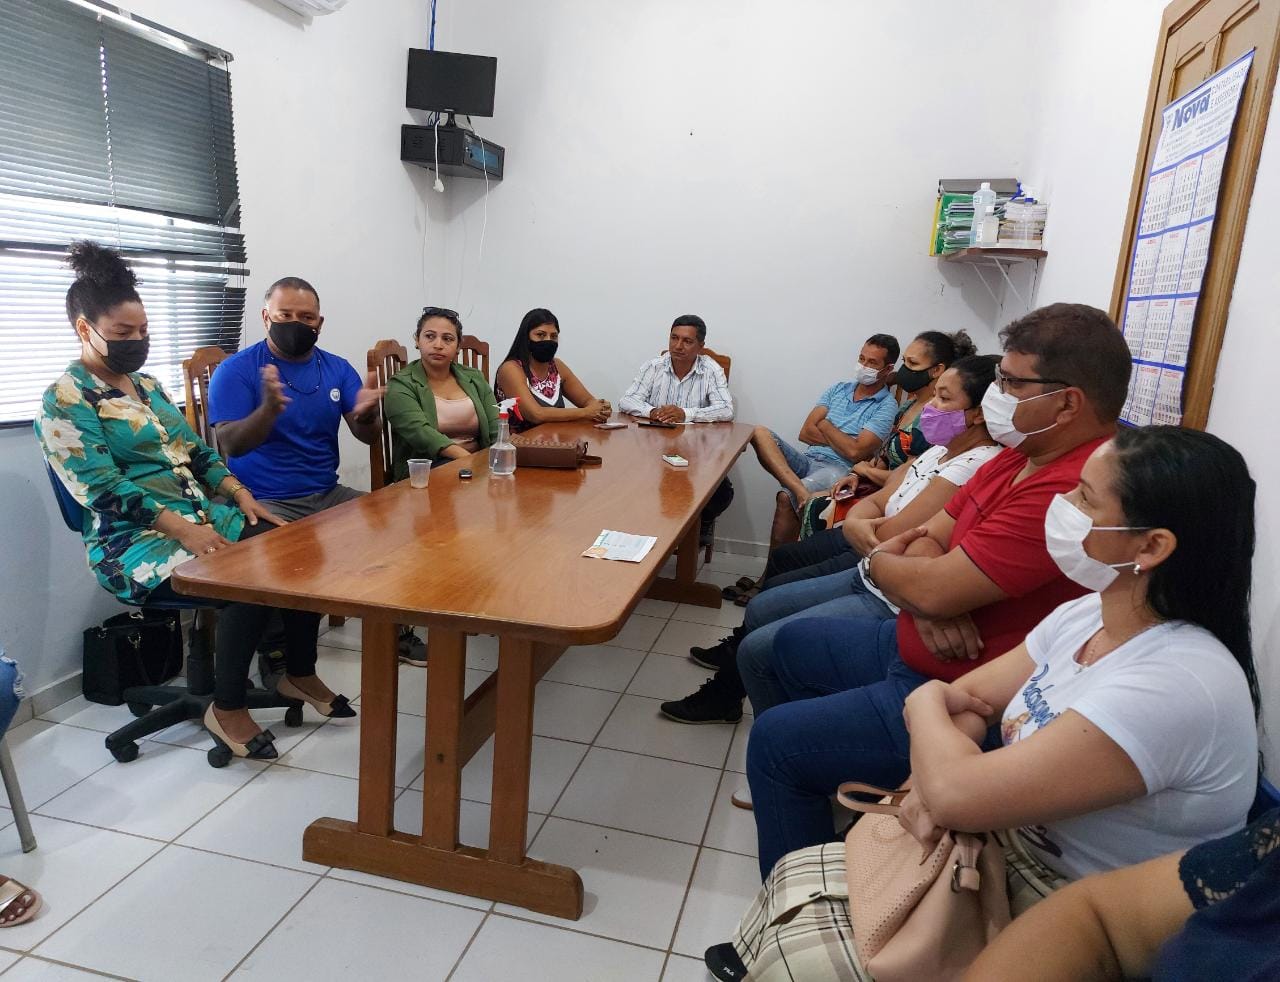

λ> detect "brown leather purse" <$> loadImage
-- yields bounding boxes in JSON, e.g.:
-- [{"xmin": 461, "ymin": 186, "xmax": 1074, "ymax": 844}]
[{"xmin": 511, "ymin": 435, "xmax": 602, "ymax": 469}]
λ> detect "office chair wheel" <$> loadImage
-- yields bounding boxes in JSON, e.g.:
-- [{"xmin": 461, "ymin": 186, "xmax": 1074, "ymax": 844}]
[
  {"xmin": 127, "ymin": 701, "xmax": 151, "ymax": 718},
  {"xmin": 207, "ymin": 744, "xmax": 233, "ymax": 768},
  {"xmin": 109, "ymin": 741, "xmax": 139, "ymax": 763},
  {"xmin": 284, "ymin": 704, "xmax": 304, "ymax": 728}
]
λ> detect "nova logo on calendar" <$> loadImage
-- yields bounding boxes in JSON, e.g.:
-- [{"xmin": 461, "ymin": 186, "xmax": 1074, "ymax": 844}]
[{"xmin": 1171, "ymin": 90, "xmax": 1211, "ymax": 130}]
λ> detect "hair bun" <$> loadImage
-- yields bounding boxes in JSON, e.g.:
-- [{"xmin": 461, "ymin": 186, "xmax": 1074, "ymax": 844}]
[
  {"xmin": 949, "ymin": 329, "xmax": 977, "ymax": 360},
  {"xmin": 66, "ymin": 240, "xmax": 138, "ymax": 289}
]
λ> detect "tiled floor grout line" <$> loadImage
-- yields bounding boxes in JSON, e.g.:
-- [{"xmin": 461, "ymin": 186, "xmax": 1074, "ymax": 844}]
[
  {"xmin": 0, "ymin": 953, "xmax": 137, "ymax": 980},
  {"xmin": 220, "ymin": 874, "xmax": 326, "ymax": 981},
  {"xmin": 16, "ymin": 841, "xmax": 177, "ymax": 964}
]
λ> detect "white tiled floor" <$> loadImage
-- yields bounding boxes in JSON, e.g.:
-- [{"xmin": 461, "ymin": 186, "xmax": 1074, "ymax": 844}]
[{"xmin": 0, "ymin": 552, "xmax": 765, "ymax": 981}]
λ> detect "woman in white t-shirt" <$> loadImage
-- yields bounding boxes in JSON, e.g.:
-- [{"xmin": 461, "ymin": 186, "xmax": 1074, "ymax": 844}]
[
  {"xmin": 701, "ymin": 426, "xmax": 1260, "ymax": 982},
  {"xmin": 904, "ymin": 425, "xmax": 1260, "ymax": 881}
]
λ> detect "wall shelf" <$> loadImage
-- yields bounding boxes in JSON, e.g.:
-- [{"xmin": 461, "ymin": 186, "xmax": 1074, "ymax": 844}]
[{"xmin": 939, "ymin": 247, "xmax": 1047, "ymax": 311}]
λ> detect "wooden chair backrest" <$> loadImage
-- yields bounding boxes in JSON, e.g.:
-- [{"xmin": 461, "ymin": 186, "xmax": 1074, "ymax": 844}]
[
  {"xmin": 659, "ymin": 346, "xmax": 732, "ymax": 382},
  {"xmin": 182, "ymin": 346, "xmax": 230, "ymax": 448},
  {"xmin": 367, "ymin": 339, "xmax": 409, "ymax": 490},
  {"xmin": 457, "ymin": 334, "xmax": 490, "ymax": 382}
]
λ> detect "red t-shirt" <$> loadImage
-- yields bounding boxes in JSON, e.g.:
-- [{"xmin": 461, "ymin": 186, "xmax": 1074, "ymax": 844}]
[{"xmin": 896, "ymin": 438, "xmax": 1106, "ymax": 681}]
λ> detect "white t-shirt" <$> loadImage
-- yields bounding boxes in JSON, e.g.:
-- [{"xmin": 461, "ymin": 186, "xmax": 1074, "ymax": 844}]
[
  {"xmin": 860, "ymin": 443, "xmax": 1002, "ymax": 613},
  {"xmin": 883, "ymin": 443, "xmax": 1002, "ymax": 518},
  {"xmin": 1003, "ymin": 593, "xmax": 1257, "ymax": 880}
]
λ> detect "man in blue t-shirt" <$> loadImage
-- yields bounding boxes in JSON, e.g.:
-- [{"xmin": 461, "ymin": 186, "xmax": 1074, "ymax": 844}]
[
  {"xmin": 747, "ymin": 333, "xmax": 900, "ymax": 551},
  {"xmin": 208, "ymin": 276, "xmax": 425, "ymax": 664}
]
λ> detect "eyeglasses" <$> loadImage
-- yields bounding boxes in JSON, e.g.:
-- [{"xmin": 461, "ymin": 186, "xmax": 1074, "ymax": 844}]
[{"xmin": 994, "ymin": 368, "xmax": 1072, "ymax": 394}]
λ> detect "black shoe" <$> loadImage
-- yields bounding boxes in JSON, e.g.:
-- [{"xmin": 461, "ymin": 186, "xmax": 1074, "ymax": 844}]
[
  {"xmin": 397, "ymin": 627, "xmax": 428, "ymax": 667},
  {"xmin": 689, "ymin": 635, "xmax": 737, "ymax": 672},
  {"xmin": 704, "ymin": 943, "xmax": 748, "ymax": 981},
  {"xmin": 660, "ymin": 675, "xmax": 744, "ymax": 724}
]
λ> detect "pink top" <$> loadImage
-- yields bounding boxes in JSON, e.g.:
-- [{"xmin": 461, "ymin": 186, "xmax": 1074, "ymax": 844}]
[{"xmin": 436, "ymin": 396, "xmax": 480, "ymax": 453}]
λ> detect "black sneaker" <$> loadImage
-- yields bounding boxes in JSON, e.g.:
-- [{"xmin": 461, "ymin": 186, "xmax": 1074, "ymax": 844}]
[
  {"xmin": 704, "ymin": 943, "xmax": 748, "ymax": 981},
  {"xmin": 397, "ymin": 627, "xmax": 428, "ymax": 667},
  {"xmin": 660, "ymin": 675, "xmax": 744, "ymax": 724},
  {"xmin": 689, "ymin": 629, "xmax": 741, "ymax": 672}
]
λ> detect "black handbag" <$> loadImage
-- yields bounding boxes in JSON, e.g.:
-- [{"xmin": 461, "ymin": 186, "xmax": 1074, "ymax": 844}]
[{"xmin": 82, "ymin": 609, "xmax": 184, "ymax": 705}]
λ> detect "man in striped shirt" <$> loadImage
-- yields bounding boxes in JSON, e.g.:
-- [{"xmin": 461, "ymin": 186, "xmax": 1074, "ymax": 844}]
[
  {"xmin": 619, "ymin": 315, "xmax": 735, "ymax": 423},
  {"xmin": 619, "ymin": 314, "xmax": 736, "ymax": 541}
]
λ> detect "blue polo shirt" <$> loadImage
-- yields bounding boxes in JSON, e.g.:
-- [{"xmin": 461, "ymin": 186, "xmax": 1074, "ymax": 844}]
[
  {"xmin": 207, "ymin": 340, "xmax": 362, "ymax": 500},
  {"xmin": 807, "ymin": 382, "xmax": 897, "ymax": 466}
]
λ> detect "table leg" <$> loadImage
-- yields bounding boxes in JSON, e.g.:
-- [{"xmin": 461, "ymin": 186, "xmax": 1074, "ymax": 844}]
[
  {"xmin": 422, "ymin": 628, "xmax": 465, "ymax": 848},
  {"xmin": 645, "ymin": 519, "xmax": 723, "ymax": 608},
  {"xmin": 356, "ymin": 617, "xmax": 398, "ymax": 835},
  {"xmin": 303, "ymin": 629, "xmax": 583, "ymax": 919},
  {"xmin": 489, "ymin": 636, "xmax": 535, "ymax": 863}
]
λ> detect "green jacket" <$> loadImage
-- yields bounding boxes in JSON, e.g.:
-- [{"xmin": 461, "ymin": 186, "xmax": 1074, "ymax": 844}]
[{"xmin": 384, "ymin": 360, "xmax": 500, "ymax": 481}]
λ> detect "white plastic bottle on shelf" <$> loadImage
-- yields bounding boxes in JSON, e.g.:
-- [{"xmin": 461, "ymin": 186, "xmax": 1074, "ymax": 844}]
[
  {"xmin": 490, "ymin": 400, "xmax": 518, "ymax": 476},
  {"xmin": 970, "ymin": 182, "xmax": 998, "ymax": 248}
]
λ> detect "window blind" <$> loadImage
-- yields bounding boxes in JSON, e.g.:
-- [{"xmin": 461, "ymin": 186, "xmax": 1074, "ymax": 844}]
[{"xmin": 0, "ymin": 0, "xmax": 248, "ymax": 426}]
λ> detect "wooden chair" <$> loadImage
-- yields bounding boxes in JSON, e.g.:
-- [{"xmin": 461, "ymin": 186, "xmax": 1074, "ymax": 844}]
[
  {"xmin": 661, "ymin": 347, "xmax": 734, "ymax": 562},
  {"xmin": 457, "ymin": 335, "xmax": 490, "ymax": 382},
  {"xmin": 367, "ymin": 338, "xmax": 409, "ymax": 492},
  {"xmin": 182, "ymin": 345, "xmax": 230, "ymax": 449}
]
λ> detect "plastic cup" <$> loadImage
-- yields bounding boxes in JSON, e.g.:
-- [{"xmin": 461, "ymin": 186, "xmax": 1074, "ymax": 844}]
[{"xmin": 407, "ymin": 459, "xmax": 432, "ymax": 489}]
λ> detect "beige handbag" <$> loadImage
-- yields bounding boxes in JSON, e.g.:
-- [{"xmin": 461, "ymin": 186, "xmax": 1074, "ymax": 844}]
[{"xmin": 838, "ymin": 782, "xmax": 1011, "ymax": 982}]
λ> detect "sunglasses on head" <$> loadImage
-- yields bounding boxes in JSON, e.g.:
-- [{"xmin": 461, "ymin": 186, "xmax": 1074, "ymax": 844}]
[{"xmin": 421, "ymin": 306, "xmax": 459, "ymax": 319}]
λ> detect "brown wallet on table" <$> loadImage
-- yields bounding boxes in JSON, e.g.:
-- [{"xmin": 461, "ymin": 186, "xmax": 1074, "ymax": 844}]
[{"xmin": 510, "ymin": 436, "xmax": 603, "ymax": 469}]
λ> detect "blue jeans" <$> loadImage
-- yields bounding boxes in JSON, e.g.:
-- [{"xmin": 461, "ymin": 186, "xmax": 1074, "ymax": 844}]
[
  {"xmin": 770, "ymin": 431, "xmax": 848, "ymax": 504},
  {"xmin": 745, "ymin": 616, "xmax": 931, "ymax": 878},
  {"xmin": 0, "ymin": 655, "xmax": 25, "ymax": 736},
  {"xmin": 737, "ymin": 567, "xmax": 894, "ymax": 715}
]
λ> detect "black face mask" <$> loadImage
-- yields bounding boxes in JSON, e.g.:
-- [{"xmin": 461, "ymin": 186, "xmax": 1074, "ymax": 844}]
[
  {"xmin": 895, "ymin": 364, "xmax": 935, "ymax": 393},
  {"xmin": 91, "ymin": 325, "xmax": 149, "ymax": 375},
  {"xmin": 269, "ymin": 320, "xmax": 319, "ymax": 358},
  {"xmin": 528, "ymin": 339, "xmax": 559, "ymax": 363}
]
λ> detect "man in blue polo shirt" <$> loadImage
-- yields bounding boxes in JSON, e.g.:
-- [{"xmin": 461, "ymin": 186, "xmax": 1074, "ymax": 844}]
[
  {"xmin": 208, "ymin": 276, "xmax": 425, "ymax": 667},
  {"xmin": 748, "ymin": 333, "xmax": 900, "ymax": 550}
]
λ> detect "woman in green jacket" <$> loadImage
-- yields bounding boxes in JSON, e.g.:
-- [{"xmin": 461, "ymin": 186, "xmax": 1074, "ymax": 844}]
[{"xmin": 384, "ymin": 307, "xmax": 500, "ymax": 480}]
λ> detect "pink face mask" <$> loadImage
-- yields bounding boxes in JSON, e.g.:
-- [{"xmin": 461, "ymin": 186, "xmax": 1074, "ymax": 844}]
[{"xmin": 919, "ymin": 404, "xmax": 969, "ymax": 446}]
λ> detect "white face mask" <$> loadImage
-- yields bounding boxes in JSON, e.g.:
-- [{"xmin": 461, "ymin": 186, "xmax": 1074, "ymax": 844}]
[
  {"xmin": 856, "ymin": 364, "xmax": 882, "ymax": 387},
  {"xmin": 1044, "ymin": 494, "xmax": 1148, "ymax": 591},
  {"xmin": 981, "ymin": 383, "xmax": 1061, "ymax": 448}
]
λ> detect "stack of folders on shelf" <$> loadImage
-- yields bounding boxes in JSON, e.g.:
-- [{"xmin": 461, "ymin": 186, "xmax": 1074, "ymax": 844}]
[
  {"xmin": 998, "ymin": 199, "xmax": 1049, "ymax": 248},
  {"xmin": 930, "ymin": 178, "xmax": 1020, "ymax": 255}
]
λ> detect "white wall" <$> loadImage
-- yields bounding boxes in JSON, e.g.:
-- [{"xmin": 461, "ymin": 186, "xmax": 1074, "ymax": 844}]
[
  {"xmin": 1, "ymin": 0, "xmax": 447, "ymax": 694},
  {"xmin": 432, "ymin": 0, "xmax": 1055, "ymax": 549},
  {"xmin": 1022, "ymin": 0, "xmax": 1280, "ymax": 778}
]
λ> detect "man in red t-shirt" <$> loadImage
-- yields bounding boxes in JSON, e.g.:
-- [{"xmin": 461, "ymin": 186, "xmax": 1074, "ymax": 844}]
[{"xmin": 744, "ymin": 303, "xmax": 1135, "ymax": 878}]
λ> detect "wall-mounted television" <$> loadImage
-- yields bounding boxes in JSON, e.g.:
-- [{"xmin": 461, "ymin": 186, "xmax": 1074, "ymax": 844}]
[{"xmin": 406, "ymin": 50, "xmax": 497, "ymax": 117}]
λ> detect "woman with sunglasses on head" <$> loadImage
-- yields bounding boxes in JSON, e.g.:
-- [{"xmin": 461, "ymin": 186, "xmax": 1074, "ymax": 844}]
[
  {"xmin": 384, "ymin": 307, "xmax": 500, "ymax": 477},
  {"xmin": 493, "ymin": 307, "xmax": 611, "ymax": 432}
]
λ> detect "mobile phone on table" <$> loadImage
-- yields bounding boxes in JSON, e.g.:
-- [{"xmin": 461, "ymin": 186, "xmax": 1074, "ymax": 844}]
[
  {"xmin": 639, "ymin": 419, "xmax": 678, "ymax": 429},
  {"xmin": 662, "ymin": 454, "xmax": 689, "ymax": 468}
]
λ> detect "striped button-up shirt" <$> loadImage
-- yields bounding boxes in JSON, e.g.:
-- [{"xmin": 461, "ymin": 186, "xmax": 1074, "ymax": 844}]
[{"xmin": 618, "ymin": 353, "xmax": 735, "ymax": 422}]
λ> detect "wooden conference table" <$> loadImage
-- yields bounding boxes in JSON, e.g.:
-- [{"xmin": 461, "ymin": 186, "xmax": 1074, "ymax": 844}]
[{"xmin": 174, "ymin": 417, "xmax": 754, "ymax": 918}]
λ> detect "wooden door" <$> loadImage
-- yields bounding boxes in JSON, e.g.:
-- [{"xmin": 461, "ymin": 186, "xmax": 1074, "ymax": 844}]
[{"xmin": 1111, "ymin": 0, "xmax": 1280, "ymax": 428}]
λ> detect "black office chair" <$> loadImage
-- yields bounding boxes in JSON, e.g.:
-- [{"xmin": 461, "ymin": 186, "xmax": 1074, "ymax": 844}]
[{"xmin": 46, "ymin": 463, "xmax": 302, "ymax": 767}]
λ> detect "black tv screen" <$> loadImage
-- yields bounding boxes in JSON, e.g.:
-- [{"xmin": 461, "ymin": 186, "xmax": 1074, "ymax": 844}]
[{"xmin": 406, "ymin": 50, "xmax": 497, "ymax": 117}]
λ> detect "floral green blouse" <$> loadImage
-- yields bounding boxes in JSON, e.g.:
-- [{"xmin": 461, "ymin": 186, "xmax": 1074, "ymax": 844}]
[{"xmin": 35, "ymin": 361, "xmax": 245, "ymax": 604}]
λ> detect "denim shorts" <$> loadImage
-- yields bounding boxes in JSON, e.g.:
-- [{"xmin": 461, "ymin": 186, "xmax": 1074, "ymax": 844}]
[{"xmin": 769, "ymin": 431, "xmax": 849, "ymax": 503}]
